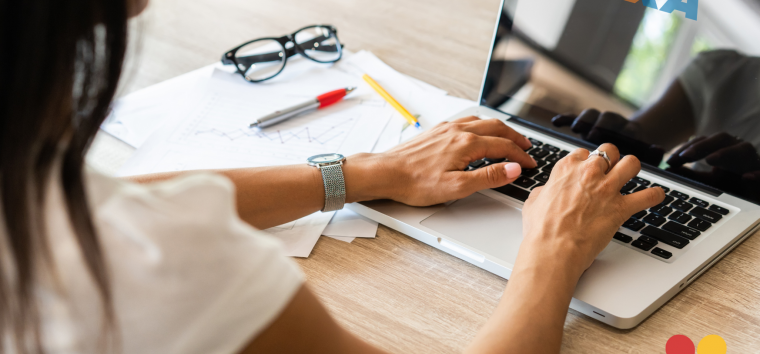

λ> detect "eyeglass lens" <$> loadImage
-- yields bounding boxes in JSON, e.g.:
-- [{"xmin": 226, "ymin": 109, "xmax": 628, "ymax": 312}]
[
  {"xmin": 294, "ymin": 26, "xmax": 341, "ymax": 63},
  {"xmin": 234, "ymin": 39, "xmax": 287, "ymax": 82}
]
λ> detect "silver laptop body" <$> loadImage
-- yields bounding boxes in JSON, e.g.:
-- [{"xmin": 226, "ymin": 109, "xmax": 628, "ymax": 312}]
[{"xmin": 350, "ymin": 0, "xmax": 760, "ymax": 329}]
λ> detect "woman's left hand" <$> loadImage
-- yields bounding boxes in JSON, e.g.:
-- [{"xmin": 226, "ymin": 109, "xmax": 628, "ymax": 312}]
[{"xmin": 343, "ymin": 116, "xmax": 537, "ymax": 206}]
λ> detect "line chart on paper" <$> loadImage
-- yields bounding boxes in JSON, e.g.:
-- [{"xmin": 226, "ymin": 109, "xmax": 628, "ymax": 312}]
[
  {"xmin": 165, "ymin": 89, "xmax": 389, "ymax": 163},
  {"xmin": 193, "ymin": 117, "xmax": 354, "ymax": 146}
]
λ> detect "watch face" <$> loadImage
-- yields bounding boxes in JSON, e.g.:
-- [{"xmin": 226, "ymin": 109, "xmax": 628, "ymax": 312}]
[{"xmin": 308, "ymin": 153, "xmax": 344, "ymax": 165}]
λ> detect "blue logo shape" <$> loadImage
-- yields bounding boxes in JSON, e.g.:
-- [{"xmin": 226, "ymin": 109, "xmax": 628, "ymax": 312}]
[
  {"xmin": 625, "ymin": 0, "xmax": 699, "ymax": 21},
  {"xmin": 659, "ymin": 0, "xmax": 699, "ymax": 21}
]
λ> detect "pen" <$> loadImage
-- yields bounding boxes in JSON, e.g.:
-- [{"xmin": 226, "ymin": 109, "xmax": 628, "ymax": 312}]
[
  {"xmin": 362, "ymin": 74, "xmax": 421, "ymax": 129},
  {"xmin": 250, "ymin": 87, "xmax": 357, "ymax": 128}
]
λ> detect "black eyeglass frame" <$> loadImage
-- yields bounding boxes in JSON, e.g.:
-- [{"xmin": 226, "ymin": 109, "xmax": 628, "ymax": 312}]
[{"xmin": 221, "ymin": 25, "xmax": 344, "ymax": 83}]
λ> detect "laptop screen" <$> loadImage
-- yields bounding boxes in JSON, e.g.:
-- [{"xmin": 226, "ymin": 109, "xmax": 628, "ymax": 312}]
[{"xmin": 481, "ymin": 0, "xmax": 760, "ymax": 204}]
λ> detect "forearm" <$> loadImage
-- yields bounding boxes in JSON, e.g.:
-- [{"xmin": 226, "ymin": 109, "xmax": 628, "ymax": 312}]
[
  {"xmin": 630, "ymin": 81, "xmax": 695, "ymax": 150},
  {"xmin": 466, "ymin": 244, "xmax": 582, "ymax": 354},
  {"xmin": 127, "ymin": 153, "xmax": 393, "ymax": 229}
]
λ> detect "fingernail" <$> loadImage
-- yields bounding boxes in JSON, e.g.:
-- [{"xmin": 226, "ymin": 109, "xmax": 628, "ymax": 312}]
[
  {"xmin": 505, "ymin": 163, "xmax": 522, "ymax": 179},
  {"xmin": 531, "ymin": 157, "xmax": 538, "ymax": 167},
  {"xmin": 524, "ymin": 136, "xmax": 532, "ymax": 147}
]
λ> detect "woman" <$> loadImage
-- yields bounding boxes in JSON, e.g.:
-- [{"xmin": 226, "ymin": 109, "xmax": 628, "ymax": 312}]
[{"xmin": 0, "ymin": 0, "xmax": 664, "ymax": 353}]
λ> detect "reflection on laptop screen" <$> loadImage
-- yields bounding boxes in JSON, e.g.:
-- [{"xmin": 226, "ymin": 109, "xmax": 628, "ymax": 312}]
[{"xmin": 482, "ymin": 0, "xmax": 760, "ymax": 204}]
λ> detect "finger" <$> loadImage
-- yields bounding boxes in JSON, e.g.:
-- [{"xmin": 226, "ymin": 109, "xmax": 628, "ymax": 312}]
[
  {"xmin": 585, "ymin": 143, "xmax": 620, "ymax": 175},
  {"xmin": 475, "ymin": 136, "xmax": 537, "ymax": 168},
  {"xmin": 551, "ymin": 114, "xmax": 576, "ymax": 127},
  {"xmin": 458, "ymin": 119, "xmax": 532, "ymax": 150},
  {"xmin": 678, "ymin": 133, "xmax": 739, "ymax": 164},
  {"xmin": 667, "ymin": 136, "xmax": 706, "ymax": 166},
  {"xmin": 571, "ymin": 109, "xmax": 601, "ymax": 135},
  {"xmin": 622, "ymin": 187, "xmax": 666, "ymax": 216},
  {"xmin": 450, "ymin": 116, "xmax": 480, "ymax": 124},
  {"xmin": 608, "ymin": 155, "xmax": 642, "ymax": 189},
  {"xmin": 566, "ymin": 148, "xmax": 591, "ymax": 162},
  {"xmin": 457, "ymin": 162, "xmax": 523, "ymax": 193}
]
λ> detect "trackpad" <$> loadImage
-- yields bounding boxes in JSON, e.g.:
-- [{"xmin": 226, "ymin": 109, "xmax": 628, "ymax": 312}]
[{"xmin": 420, "ymin": 193, "xmax": 524, "ymax": 265}]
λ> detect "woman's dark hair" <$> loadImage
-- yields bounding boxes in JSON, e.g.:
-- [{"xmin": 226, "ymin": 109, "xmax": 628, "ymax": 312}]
[{"xmin": 0, "ymin": 0, "xmax": 128, "ymax": 352}]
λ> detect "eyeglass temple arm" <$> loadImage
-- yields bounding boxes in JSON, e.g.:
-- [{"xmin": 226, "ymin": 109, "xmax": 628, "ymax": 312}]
[{"xmin": 221, "ymin": 36, "xmax": 339, "ymax": 66}]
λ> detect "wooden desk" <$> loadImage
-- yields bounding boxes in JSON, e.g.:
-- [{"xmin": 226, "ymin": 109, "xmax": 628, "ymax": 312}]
[{"xmin": 108, "ymin": 0, "xmax": 760, "ymax": 352}]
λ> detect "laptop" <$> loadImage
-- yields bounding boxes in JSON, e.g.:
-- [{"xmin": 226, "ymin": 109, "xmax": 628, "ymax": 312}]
[{"xmin": 348, "ymin": 0, "xmax": 760, "ymax": 329}]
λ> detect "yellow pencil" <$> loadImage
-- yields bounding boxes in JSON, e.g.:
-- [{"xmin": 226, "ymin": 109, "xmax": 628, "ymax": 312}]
[{"xmin": 362, "ymin": 74, "xmax": 421, "ymax": 129}]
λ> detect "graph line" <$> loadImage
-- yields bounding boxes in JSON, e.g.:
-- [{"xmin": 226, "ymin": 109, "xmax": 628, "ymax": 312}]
[{"xmin": 193, "ymin": 118, "xmax": 354, "ymax": 145}]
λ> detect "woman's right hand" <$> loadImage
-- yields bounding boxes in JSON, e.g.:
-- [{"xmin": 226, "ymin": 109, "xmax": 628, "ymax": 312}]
[
  {"xmin": 520, "ymin": 143, "xmax": 666, "ymax": 277},
  {"xmin": 344, "ymin": 116, "xmax": 538, "ymax": 206}
]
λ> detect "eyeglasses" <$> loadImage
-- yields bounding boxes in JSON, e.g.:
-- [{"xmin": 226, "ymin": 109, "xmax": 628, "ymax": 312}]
[{"xmin": 221, "ymin": 25, "xmax": 344, "ymax": 83}]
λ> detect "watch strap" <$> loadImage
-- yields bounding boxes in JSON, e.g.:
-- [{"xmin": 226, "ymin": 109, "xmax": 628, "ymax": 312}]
[{"xmin": 319, "ymin": 163, "xmax": 346, "ymax": 212}]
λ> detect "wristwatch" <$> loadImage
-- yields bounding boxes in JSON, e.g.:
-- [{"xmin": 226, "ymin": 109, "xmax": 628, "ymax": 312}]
[{"xmin": 307, "ymin": 153, "xmax": 347, "ymax": 212}]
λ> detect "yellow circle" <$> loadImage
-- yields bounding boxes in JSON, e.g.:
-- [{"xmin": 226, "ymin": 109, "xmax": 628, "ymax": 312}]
[{"xmin": 697, "ymin": 335, "xmax": 727, "ymax": 354}]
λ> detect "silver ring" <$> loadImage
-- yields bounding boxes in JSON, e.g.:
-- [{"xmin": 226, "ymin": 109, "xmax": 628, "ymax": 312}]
[{"xmin": 588, "ymin": 150, "xmax": 612, "ymax": 173}]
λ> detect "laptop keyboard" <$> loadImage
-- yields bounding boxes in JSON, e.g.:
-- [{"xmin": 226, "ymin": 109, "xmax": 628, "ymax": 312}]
[{"xmin": 468, "ymin": 135, "xmax": 732, "ymax": 262}]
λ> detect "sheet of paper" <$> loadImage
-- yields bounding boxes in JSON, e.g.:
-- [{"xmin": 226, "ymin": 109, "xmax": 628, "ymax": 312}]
[
  {"xmin": 322, "ymin": 209, "xmax": 379, "ymax": 238},
  {"xmin": 118, "ymin": 75, "xmax": 393, "ymax": 174},
  {"xmin": 102, "ymin": 65, "xmax": 214, "ymax": 148},
  {"xmin": 325, "ymin": 235, "xmax": 356, "ymax": 243},
  {"xmin": 266, "ymin": 212, "xmax": 335, "ymax": 257}
]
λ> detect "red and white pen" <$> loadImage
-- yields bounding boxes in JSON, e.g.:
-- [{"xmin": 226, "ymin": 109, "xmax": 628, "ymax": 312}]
[{"xmin": 249, "ymin": 87, "xmax": 357, "ymax": 128}]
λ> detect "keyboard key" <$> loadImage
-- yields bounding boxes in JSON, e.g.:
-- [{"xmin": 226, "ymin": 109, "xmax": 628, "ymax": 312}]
[
  {"xmin": 534, "ymin": 159, "xmax": 548, "ymax": 168},
  {"xmin": 531, "ymin": 183, "xmax": 545, "ymax": 190},
  {"xmin": 651, "ymin": 184, "xmax": 670, "ymax": 193},
  {"xmin": 542, "ymin": 144, "xmax": 560, "ymax": 152},
  {"xmin": 670, "ymin": 191, "xmax": 690, "ymax": 200},
  {"xmin": 493, "ymin": 184, "xmax": 530, "ymax": 202},
  {"xmin": 651, "ymin": 248, "xmax": 673, "ymax": 259},
  {"xmin": 690, "ymin": 197, "xmax": 709, "ymax": 208},
  {"xmin": 662, "ymin": 221, "xmax": 701, "ymax": 240},
  {"xmin": 650, "ymin": 205, "xmax": 673, "ymax": 217},
  {"xmin": 513, "ymin": 177, "xmax": 536, "ymax": 189},
  {"xmin": 542, "ymin": 163, "xmax": 556, "ymax": 173},
  {"xmin": 709, "ymin": 205, "xmax": 729, "ymax": 215},
  {"xmin": 640, "ymin": 226, "xmax": 690, "ymax": 249},
  {"xmin": 668, "ymin": 211, "xmax": 692, "ymax": 224},
  {"xmin": 633, "ymin": 210, "xmax": 647, "ymax": 219},
  {"xmin": 558, "ymin": 150, "xmax": 570, "ymax": 157},
  {"xmin": 659, "ymin": 195, "xmax": 675, "ymax": 206},
  {"xmin": 632, "ymin": 240, "xmax": 655, "ymax": 251},
  {"xmin": 633, "ymin": 185, "xmax": 648, "ymax": 193},
  {"xmin": 528, "ymin": 138, "xmax": 543, "ymax": 147},
  {"xmin": 638, "ymin": 235, "xmax": 658, "ymax": 245},
  {"xmin": 632, "ymin": 177, "xmax": 650, "ymax": 186},
  {"xmin": 689, "ymin": 207, "xmax": 722, "ymax": 223},
  {"xmin": 643, "ymin": 213, "xmax": 666, "ymax": 227},
  {"xmin": 468, "ymin": 159, "xmax": 486, "ymax": 170},
  {"xmin": 623, "ymin": 218, "xmax": 645, "ymax": 231},
  {"xmin": 545, "ymin": 154, "xmax": 561, "ymax": 164},
  {"xmin": 688, "ymin": 218, "xmax": 712, "ymax": 232},
  {"xmin": 535, "ymin": 172, "xmax": 551, "ymax": 183},
  {"xmin": 621, "ymin": 182, "xmax": 637, "ymax": 193},
  {"xmin": 484, "ymin": 158, "xmax": 506, "ymax": 164},
  {"xmin": 529, "ymin": 149, "xmax": 550, "ymax": 159},
  {"xmin": 613, "ymin": 232, "xmax": 633, "ymax": 243},
  {"xmin": 670, "ymin": 200, "xmax": 693, "ymax": 213},
  {"xmin": 522, "ymin": 168, "xmax": 540, "ymax": 178}
]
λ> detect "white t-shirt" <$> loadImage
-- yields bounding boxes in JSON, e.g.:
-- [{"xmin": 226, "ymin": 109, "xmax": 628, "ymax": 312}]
[
  {"xmin": 36, "ymin": 168, "xmax": 304, "ymax": 354},
  {"xmin": 678, "ymin": 50, "xmax": 760, "ymax": 150}
]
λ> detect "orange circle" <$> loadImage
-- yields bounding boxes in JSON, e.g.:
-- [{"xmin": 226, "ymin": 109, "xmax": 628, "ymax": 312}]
[{"xmin": 697, "ymin": 335, "xmax": 726, "ymax": 354}]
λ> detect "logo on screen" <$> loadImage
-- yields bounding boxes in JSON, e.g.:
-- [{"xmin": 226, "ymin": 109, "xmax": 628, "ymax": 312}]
[{"xmin": 624, "ymin": 0, "xmax": 699, "ymax": 21}]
